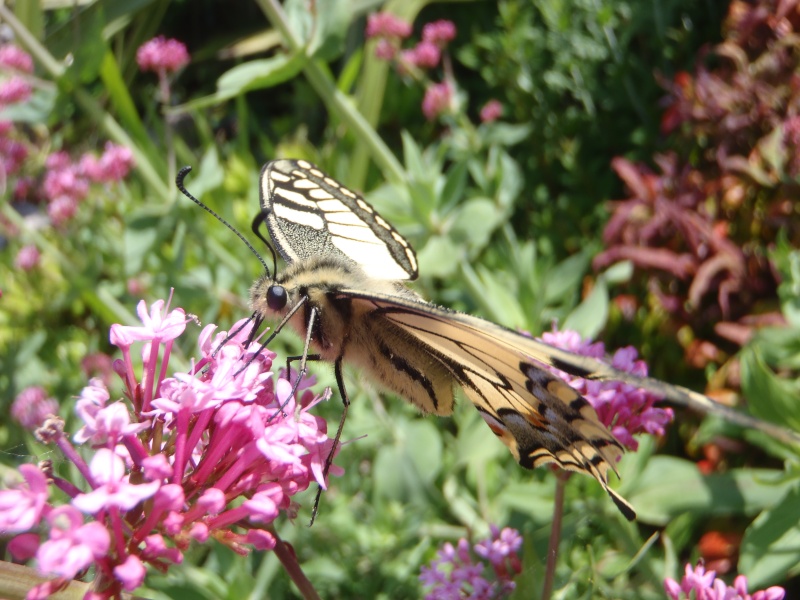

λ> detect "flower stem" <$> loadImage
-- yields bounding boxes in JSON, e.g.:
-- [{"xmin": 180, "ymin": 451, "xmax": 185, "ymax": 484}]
[
  {"xmin": 541, "ymin": 473, "xmax": 568, "ymax": 600},
  {"xmin": 272, "ymin": 530, "xmax": 321, "ymax": 600}
]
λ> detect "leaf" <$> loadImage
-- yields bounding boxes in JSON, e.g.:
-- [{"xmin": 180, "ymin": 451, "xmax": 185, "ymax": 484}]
[
  {"xmin": 373, "ymin": 419, "xmax": 442, "ymax": 503},
  {"xmin": 417, "ymin": 235, "xmax": 459, "ymax": 279},
  {"xmin": 542, "ymin": 250, "xmax": 591, "ymax": 305},
  {"xmin": 739, "ymin": 483, "xmax": 800, "ymax": 589},
  {"xmin": 449, "ymin": 197, "xmax": 501, "ymax": 254},
  {"xmin": 563, "ymin": 277, "xmax": 608, "ymax": 339},
  {"xmin": 629, "ymin": 456, "xmax": 791, "ymax": 526},
  {"xmin": 216, "ymin": 53, "xmax": 307, "ymax": 97},
  {"xmin": 740, "ymin": 346, "xmax": 800, "ymax": 432}
]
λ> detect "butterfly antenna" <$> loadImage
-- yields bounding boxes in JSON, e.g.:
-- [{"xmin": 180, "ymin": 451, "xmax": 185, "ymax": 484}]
[
  {"xmin": 251, "ymin": 210, "xmax": 278, "ymax": 282},
  {"xmin": 176, "ymin": 166, "xmax": 270, "ymax": 277}
]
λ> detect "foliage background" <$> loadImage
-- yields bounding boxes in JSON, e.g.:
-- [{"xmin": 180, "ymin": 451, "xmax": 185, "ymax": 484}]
[{"xmin": 1, "ymin": 0, "xmax": 799, "ymax": 598}]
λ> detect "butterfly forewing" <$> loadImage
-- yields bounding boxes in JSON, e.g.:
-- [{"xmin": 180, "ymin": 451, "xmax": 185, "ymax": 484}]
[{"xmin": 261, "ymin": 159, "xmax": 418, "ymax": 281}]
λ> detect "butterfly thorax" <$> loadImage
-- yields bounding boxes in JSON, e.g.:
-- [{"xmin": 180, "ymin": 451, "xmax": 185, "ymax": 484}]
[{"xmin": 249, "ymin": 254, "xmax": 420, "ymax": 360}]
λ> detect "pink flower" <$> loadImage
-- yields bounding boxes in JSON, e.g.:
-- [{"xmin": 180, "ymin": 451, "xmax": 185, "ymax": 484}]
[
  {"xmin": 110, "ymin": 299, "xmax": 188, "ymax": 347},
  {"xmin": 402, "ymin": 41, "xmax": 441, "ymax": 69},
  {"xmin": 0, "ymin": 76, "xmax": 32, "ymax": 104},
  {"xmin": 81, "ymin": 142, "xmax": 134, "ymax": 183},
  {"xmin": 374, "ymin": 39, "xmax": 397, "ymax": 60},
  {"xmin": 45, "ymin": 151, "xmax": 71, "ymax": 171},
  {"xmin": 3, "ymin": 298, "xmax": 337, "ymax": 594},
  {"xmin": 42, "ymin": 166, "xmax": 89, "ymax": 202},
  {"xmin": 47, "ymin": 195, "xmax": 78, "ymax": 225},
  {"xmin": 14, "ymin": 244, "xmax": 40, "ymax": 271},
  {"xmin": 422, "ymin": 82, "xmax": 453, "ymax": 121},
  {"xmin": 539, "ymin": 327, "xmax": 673, "ymax": 451},
  {"xmin": 365, "ymin": 12, "xmax": 412, "ymax": 39},
  {"xmin": 0, "ymin": 137, "xmax": 28, "ymax": 174},
  {"xmin": 72, "ymin": 449, "xmax": 161, "ymax": 514},
  {"xmin": 665, "ymin": 562, "xmax": 785, "ymax": 600},
  {"xmin": 0, "ymin": 464, "xmax": 49, "ymax": 533},
  {"xmin": 0, "ymin": 44, "xmax": 34, "ymax": 73},
  {"xmin": 11, "ymin": 386, "xmax": 57, "ymax": 429},
  {"xmin": 136, "ymin": 36, "xmax": 189, "ymax": 73},
  {"xmin": 113, "ymin": 555, "xmax": 146, "ymax": 591},
  {"xmin": 422, "ymin": 20, "xmax": 457, "ymax": 46},
  {"xmin": 36, "ymin": 506, "xmax": 110, "ymax": 579},
  {"xmin": 480, "ymin": 99, "xmax": 503, "ymax": 123}
]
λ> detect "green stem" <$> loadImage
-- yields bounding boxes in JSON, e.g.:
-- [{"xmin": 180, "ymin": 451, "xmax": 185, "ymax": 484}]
[
  {"xmin": 256, "ymin": 0, "xmax": 405, "ymax": 184},
  {"xmin": 541, "ymin": 473, "xmax": 568, "ymax": 600}
]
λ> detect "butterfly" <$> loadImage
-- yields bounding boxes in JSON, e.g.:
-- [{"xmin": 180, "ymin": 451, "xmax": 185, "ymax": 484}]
[{"xmin": 246, "ymin": 159, "xmax": 637, "ymax": 521}]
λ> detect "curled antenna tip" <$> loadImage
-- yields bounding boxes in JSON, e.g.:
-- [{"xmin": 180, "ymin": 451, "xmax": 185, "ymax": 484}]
[{"xmin": 176, "ymin": 166, "xmax": 193, "ymax": 189}]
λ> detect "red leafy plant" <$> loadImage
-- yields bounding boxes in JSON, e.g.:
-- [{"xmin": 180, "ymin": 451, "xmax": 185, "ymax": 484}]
[{"xmin": 594, "ymin": 0, "xmax": 800, "ymax": 367}]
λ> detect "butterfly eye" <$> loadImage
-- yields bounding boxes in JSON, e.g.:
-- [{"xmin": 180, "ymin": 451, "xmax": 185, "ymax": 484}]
[{"xmin": 267, "ymin": 285, "xmax": 288, "ymax": 311}]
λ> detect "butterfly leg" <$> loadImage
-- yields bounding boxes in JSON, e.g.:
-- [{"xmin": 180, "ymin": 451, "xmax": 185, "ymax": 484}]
[{"xmin": 310, "ymin": 357, "xmax": 349, "ymax": 526}]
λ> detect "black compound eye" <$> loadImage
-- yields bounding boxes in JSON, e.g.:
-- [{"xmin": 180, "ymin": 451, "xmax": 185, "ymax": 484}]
[{"xmin": 267, "ymin": 285, "xmax": 288, "ymax": 311}]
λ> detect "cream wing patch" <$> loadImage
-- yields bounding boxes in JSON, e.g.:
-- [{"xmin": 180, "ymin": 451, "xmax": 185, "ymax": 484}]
[{"xmin": 259, "ymin": 159, "xmax": 418, "ymax": 281}]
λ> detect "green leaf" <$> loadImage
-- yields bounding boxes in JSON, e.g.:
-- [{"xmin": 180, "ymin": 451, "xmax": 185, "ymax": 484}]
[
  {"xmin": 542, "ymin": 250, "xmax": 591, "ymax": 305},
  {"xmin": 307, "ymin": 0, "xmax": 349, "ymax": 60},
  {"xmin": 629, "ymin": 456, "xmax": 791, "ymax": 525},
  {"xmin": 563, "ymin": 276, "xmax": 608, "ymax": 339},
  {"xmin": 739, "ymin": 483, "xmax": 800, "ymax": 589},
  {"xmin": 373, "ymin": 419, "xmax": 442, "ymax": 502},
  {"xmin": 449, "ymin": 197, "xmax": 500, "ymax": 254},
  {"xmin": 216, "ymin": 53, "xmax": 307, "ymax": 97},
  {"xmin": 740, "ymin": 346, "xmax": 800, "ymax": 431},
  {"xmin": 417, "ymin": 235, "xmax": 459, "ymax": 279}
]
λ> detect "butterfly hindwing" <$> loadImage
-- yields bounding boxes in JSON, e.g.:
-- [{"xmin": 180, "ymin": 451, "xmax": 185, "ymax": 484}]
[
  {"xmin": 338, "ymin": 289, "xmax": 634, "ymax": 519},
  {"xmin": 261, "ymin": 159, "xmax": 418, "ymax": 281}
]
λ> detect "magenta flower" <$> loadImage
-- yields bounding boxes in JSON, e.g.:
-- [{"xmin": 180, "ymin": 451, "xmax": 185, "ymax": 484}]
[
  {"xmin": 0, "ymin": 464, "xmax": 50, "ymax": 533},
  {"xmin": 401, "ymin": 41, "xmax": 441, "ymax": 69},
  {"xmin": 136, "ymin": 36, "xmax": 189, "ymax": 74},
  {"xmin": 422, "ymin": 82, "xmax": 454, "ymax": 121},
  {"xmin": 422, "ymin": 20, "xmax": 457, "ymax": 46},
  {"xmin": 47, "ymin": 195, "xmax": 78, "ymax": 225},
  {"xmin": 80, "ymin": 142, "xmax": 135, "ymax": 183},
  {"xmin": 420, "ymin": 525, "xmax": 522, "ymax": 599},
  {"xmin": 42, "ymin": 165, "xmax": 89, "ymax": 202},
  {"xmin": 14, "ymin": 244, "xmax": 41, "ymax": 271},
  {"xmin": 539, "ymin": 327, "xmax": 673, "ymax": 450},
  {"xmin": 0, "ymin": 298, "xmax": 337, "ymax": 596},
  {"xmin": 0, "ymin": 137, "xmax": 27, "ymax": 174},
  {"xmin": 365, "ymin": 12, "xmax": 412, "ymax": 39},
  {"xmin": 0, "ymin": 76, "xmax": 32, "ymax": 105},
  {"xmin": 0, "ymin": 44, "xmax": 34, "ymax": 73},
  {"xmin": 36, "ymin": 506, "xmax": 110, "ymax": 579},
  {"xmin": 11, "ymin": 386, "xmax": 57, "ymax": 429},
  {"xmin": 480, "ymin": 99, "xmax": 503, "ymax": 123},
  {"xmin": 665, "ymin": 562, "xmax": 785, "ymax": 600}
]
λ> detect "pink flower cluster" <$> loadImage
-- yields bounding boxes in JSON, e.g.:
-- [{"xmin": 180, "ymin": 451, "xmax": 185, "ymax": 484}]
[
  {"xmin": 0, "ymin": 44, "xmax": 33, "ymax": 108},
  {"xmin": 665, "ymin": 562, "xmax": 784, "ymax": 600},
  {"xmin": 0, "ymin": 299, "xmax": 337, "ymax": 598},
  {"xmin": 40, "ymin": 143, "xmax": 134, "ymax": 225},
  {"xmin": 11, "ymin": 386, "xmax": 58, "ymax": 429},
  {"xmin": 366, "ymin": 14, "xmax": 460, "ymax": 121},
  {"xmin": 419, "ymin": 525, "xmax": 522, "ymax": 599},
  {"xmin": 539, "ymin": 328, "xmax": 674, "ymax": 450},
  {"xmin": 136, "ymin": 36, "xmax": 190, "ymax": 74}
]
